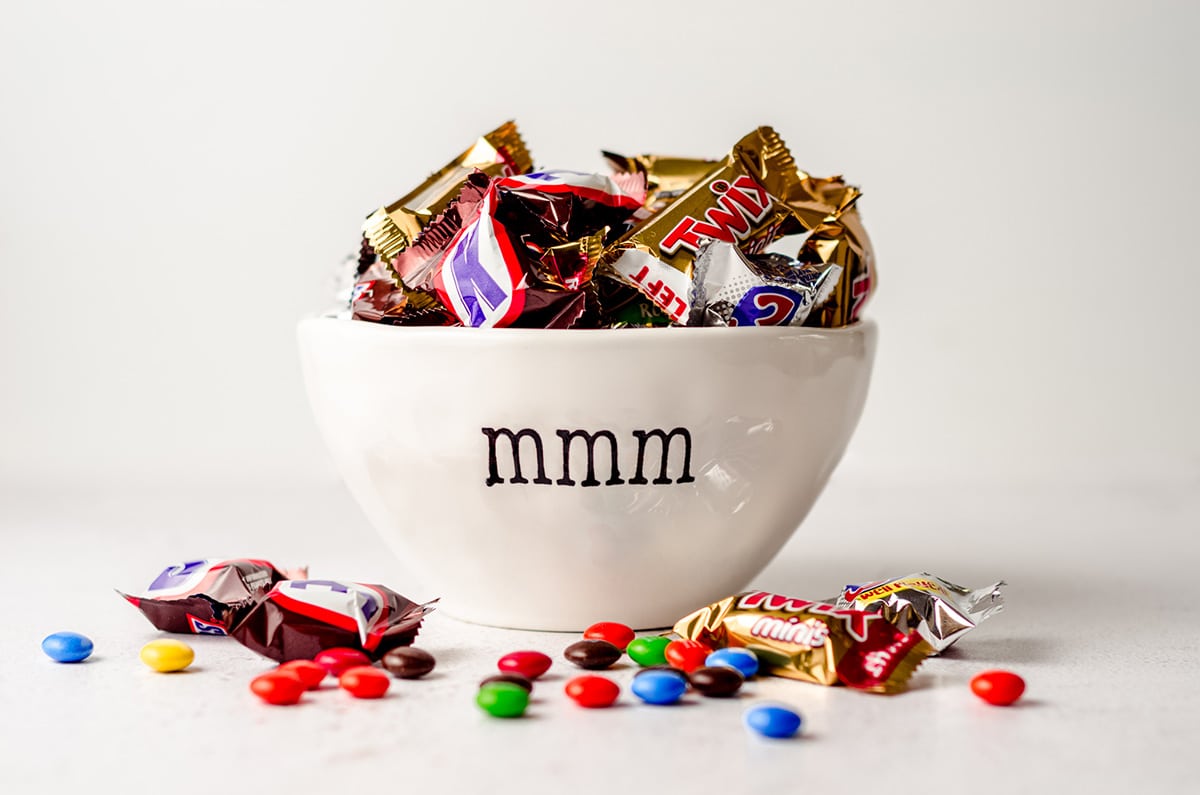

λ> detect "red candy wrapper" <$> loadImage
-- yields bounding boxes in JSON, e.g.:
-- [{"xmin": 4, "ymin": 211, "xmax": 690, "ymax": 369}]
[
  {"xmin": 227, "ymin": 579, "xmax": 436, "ymax": 662},
  {"xmin": 673, "ymin": 591, "xmax": 934, "ymax": 694},
  {"xmin": 119, "ymin": 558, "xmax": 303, "ymax": 636}
]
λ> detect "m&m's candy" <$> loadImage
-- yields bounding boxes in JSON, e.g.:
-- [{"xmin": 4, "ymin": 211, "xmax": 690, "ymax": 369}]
[
  {"xmin": 565, "ymin": 675, "xmax": 620, "ymax": 708},
  {"xmin": 41, "ymin": 632, "xmax": 93, "ymax": 663},
  {"xmin": 250, "ymin": 671, "xmax": 306, "ymax": 705},
  {"xmin": 564, "ymin": 639, "xmax": 621, "ymax": 670},
  {"xmin": 631, "ymin": 669, "xmax": 687, "ymax": 705},
  {"xmin": 339, "ymin": 666, "xmax": 391, "ymax": 699},
  {"xmin": 583, "ymin": 621, "xmax": 636, "ymax": 651},
  {"xmin": 497, "ymin": 650, "xmax": 552, "ymax": 679},
  {"xmin": 744, "ymin": 705, "xmax": 802, "ymax": 738},
  {"xmin": 277, "ymin": 659, "xmax": 327, "ymax": 690},
  {"xmin": 664, "ymin": 639, "xmax": 710, "ymax": 673},
  {"xmin": 970, "ymin": 670, "xmax": 1025, "ymax": 706},
  {"xmin": 626, "ymin": 636, "xmax": 671, "ymax": 667},
  {"xmin": 477, "ymin": 681, "xmax": 530, "ymax": 718},
  {"xmin": 140, "ymin": 639, "xmax": 194, "ymax": 672},
  {"xmin": 314, "ymin": 648, "xmax": 371, "ymax": 677},
  {"xmin": 705, "ymin": 648, "xmax": 759, "ymax": 679}
]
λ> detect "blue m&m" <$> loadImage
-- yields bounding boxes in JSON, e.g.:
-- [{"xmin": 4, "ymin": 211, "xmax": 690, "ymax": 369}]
[
  {"xmin": 41, "ymin": 632, "xmax": 94, "ymax": 663},
  {"xmin": 706, "ymin": 648, "xmax": 759, "ymax": 679},
  {"xmin": 631, "ymin": 669, "xmax": 687, "ymax": 705},
  {"xmin": 744, "ymin": 705, "xmax": 802, "ymax": 738}
]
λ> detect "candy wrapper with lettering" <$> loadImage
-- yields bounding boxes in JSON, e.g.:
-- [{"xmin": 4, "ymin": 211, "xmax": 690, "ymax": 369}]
[
  {"xmin": 227, "ymin": 579, "xmax": 436, "ymax": 662},
  {"xmin": 688, "ymin": 241, "xmax": 841, "ymax": 327},
  {"xmin": 118, "ymin": 558, "xmax": 305, "ymax": 636},
  {"xmin": 673, "ymin": 591, "xmax": 933, "ymax": 694},
  {"xmin": 835, "ymin": 573, "xmax": 1005, "ymax": 653}
]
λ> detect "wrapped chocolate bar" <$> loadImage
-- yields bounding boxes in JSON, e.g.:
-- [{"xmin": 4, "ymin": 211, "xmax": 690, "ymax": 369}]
[
  {"xmin": 689, "ymin": 241, "xmax": 841, "ymax": 327},
  {"xmin": 602, "ymin": 151, "xmax": 715, "ymax": 213},
  {"xmin": 604, "ymin": 127, "xmax": 798, "ymax": 324},
  {"xmin": 227, "ymin": 579, "xmax": 435, "ymax": 662},
  {"xmin": 119, "ymin": 558, "xmax": 302, "ymax": 635},
  {"xmin": 835, "ymin": 573, "xmax": 1005, "ymax": 653},
  {"xmin": 674, "ymin": 591, "xmax": 933, "ymax": 693},
  {"xmin": 785, "ymin": 172, "xmax": 875, "ymax": 327},
  {"xmin": 350, "ymin": 278, "xmax": 458, "ymax": 326},
  {"xmin": 363, "ymin": 121, "xmax": 532, "ymax": 267}
]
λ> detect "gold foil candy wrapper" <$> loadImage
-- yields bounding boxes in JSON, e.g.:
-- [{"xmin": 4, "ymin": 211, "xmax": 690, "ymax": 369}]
[
  {"xmin": 362, "ymin": 121, "xmax": 533, "ymax": 267},
  {"xmin": 603, "ymin": 151, "xmax": 717, "ymax": 212},
  {"xmin": 674, "ymin": 591, "xmax": 933, "ymax": 694},
  {"xmin": 835, "ymin": 574, "xmax": 1005, "ymax": 653},
  {"xmin": 784, "ymin": 172, "xmax": 875, "ymax": 327}
]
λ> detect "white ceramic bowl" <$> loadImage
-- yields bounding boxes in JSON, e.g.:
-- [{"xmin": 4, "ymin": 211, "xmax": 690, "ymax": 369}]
[{"xmin": 298, "ymin": 317, "xmax": 877, "ymax": 630}]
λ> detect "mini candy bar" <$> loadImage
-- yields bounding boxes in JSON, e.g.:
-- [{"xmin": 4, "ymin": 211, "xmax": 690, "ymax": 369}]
[
  {"xmin": 604, "ymin": 127, "xmax": 799, "ymax": 323},
  {"xmin": 362, "ymin": 121, "xmax": 532, "ymax": 265},
  {"xmin": 350, "ymin": 278, "xmax": 458, "ymax": 326},
  {"xmin": 602, "ymin": 151, "xmax": 717, "ymax": 213},
  {"xmin": 688, "ymin": 241, "xmax": 842, "ymax": 327},
  {"xmin": 783, "ymin": 172, "xmax": 875, "ymax": 327},
  {"xmin": 835, "ymin": 573, "xmax": 1005, "ymax": 653},
  {"xmin": 673, "ymin": 591, "xmax": 933, "ymax": 694},
  {"xmin": 119, "ymin": 558, "xmax": 299, "ymax": 636},
  {"xmin": 227, "ymin": 579, "xmax": 435, "ymax": 662}
]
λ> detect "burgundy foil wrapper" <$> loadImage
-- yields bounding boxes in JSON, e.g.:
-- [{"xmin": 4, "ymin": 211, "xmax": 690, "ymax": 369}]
[{"xmin": 227, "ymin": 579, "xmax": 436, "ymax": 662}]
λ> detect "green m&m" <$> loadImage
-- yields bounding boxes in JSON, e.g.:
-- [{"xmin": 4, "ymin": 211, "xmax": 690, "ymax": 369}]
[
  {"xmin": 626, "ymin": 636, "xmax": 672, "ymax": 667},
  {"xmin": 476, "ymin": 682, "xmax": 530, "ymax": 718}
]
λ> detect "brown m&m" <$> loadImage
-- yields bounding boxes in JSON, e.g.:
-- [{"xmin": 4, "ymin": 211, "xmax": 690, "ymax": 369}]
[{"xmin": 382, "ymin": 647, "xmax": 436, "ymax": 679}]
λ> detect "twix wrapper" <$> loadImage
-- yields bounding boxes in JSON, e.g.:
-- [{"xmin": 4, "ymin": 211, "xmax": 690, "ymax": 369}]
[
  {"xmin": 673, "ymin": 591, "xmax": 934, "ymax": 694},
  {"xmin": 362, "ymin": 121, "xmax": 533, "ymax": 268},
  {"xmin": 604, "ymin": 127, "xmax": 798, "ymax": 324}
]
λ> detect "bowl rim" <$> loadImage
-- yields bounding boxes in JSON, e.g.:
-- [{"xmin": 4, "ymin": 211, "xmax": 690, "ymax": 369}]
[{"xmin": 299, "ymin": 314, "xmax": 876, "ymax": 342}]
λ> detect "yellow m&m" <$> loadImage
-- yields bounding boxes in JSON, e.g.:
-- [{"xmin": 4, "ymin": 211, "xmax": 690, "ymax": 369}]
[{"xmin": 140, "ymin": 639, "xmax": 194, "ymax": 672}]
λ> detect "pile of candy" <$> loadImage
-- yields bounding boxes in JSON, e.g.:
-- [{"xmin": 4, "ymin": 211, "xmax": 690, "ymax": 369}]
[
  {"xmin": 339, "ymin": 122, "xmax": 874, "ymax": 330},
  {"xmin": 42, "ymin": 564, "xmax": 1022, "ymax": 741}
]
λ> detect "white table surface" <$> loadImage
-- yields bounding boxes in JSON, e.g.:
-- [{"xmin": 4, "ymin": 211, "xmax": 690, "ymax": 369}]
[{"xmin": 2, "ymin": 474, "xmax": 1196, "ymax": 793}]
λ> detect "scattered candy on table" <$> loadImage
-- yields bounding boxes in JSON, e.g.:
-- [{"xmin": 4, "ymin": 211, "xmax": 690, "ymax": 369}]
[
  {"xmin": 564, "ymin": 639, "xmax": 622, "ymax": 670},
  {"xmin": 706, "ymin": 648, "xmax": 759, "ymax": 679},
  {"xmin": 314, "ymin": 648, "xmax": 371, "ymax": 677},
  {"xmin": 382, "ymin": 647, "xmax": 436, "ymax": 679},
  {"xmin": 631, "ymin": 670, "xmax": 688, "ymax": 705},
  {"xmin": 565, "ymin": 676, "xmax": 621, "ymax": 708},
  {"xmin": 139, "ymin": 639, "xmax": 194, "ymax": 673},
  {"xmin": 970, "ymin": 670, "xmax": 1025, "ymax": 706},
  {"xmin": 277, "ymin": 659, "xmax": 327, "ymax": 690},
  {"xmin": 745, "ymin": 705, "xmax": 803, "ymax": 739},
  {"xmin": 583, "ymin": 621, "xmax": 636, "ymax": 651},
  {"xmin": 626, "ymin": 636, "xmax": 671, "ymax": 667},
  {"xmin": 688, "ymin": 666, "xmax": 744, "ymax": 698},
  {"xmin": 250, "ymin": 671, "xmax": 306, "ymax": 705},
  {"xmin": 477, "ymin": 682, "xmax": 530, "ymax": 718},
  {"xmin": 339, "ymin": 666, "xmax": 391, "ymax": 699},
  {"xmin": 497, "ymin": 650, "xmax": 552, "ymax": 679},
  {"xmin": 41, "ymin": 632, "xmax": 93, "ymax": 663},
  {"xmin": 664, "ymin": 639, "xmax": 711, "ymax": 673}
]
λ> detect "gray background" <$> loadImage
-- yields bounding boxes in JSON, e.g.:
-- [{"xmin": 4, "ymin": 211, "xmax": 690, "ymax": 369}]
[{"xmin": 2, "ymin": 0, "xmax": 1197, "ymax": 489}]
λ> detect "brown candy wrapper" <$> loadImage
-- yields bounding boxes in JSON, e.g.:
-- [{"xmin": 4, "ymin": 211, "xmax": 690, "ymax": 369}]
[
  {"xmin": 227, "ymin": 579, "xmax": 436, "ymax": 663},
  {"xmin": 674, "ymin": 591, "xmax": 933, "ymax": 694},
  {"xmin": 119, "ymin": 558, "xmax": 304, "ymax": 636},
  {"xmin": 350, "ymin": 278, "xmax": 458, "ymax": 326},
  {"xmin": 362, "ymin": 121, "xmax": 533, "ymax": 266}
]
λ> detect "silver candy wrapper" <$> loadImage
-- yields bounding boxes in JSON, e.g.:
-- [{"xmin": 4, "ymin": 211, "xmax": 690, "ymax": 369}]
[
  {"xmin": 688, "ymin": 241, "xmax": 840, "ymax": 327},
  {"xmin": 835, "ymin": 573, "xmax": 1005, "ymax": 653}
]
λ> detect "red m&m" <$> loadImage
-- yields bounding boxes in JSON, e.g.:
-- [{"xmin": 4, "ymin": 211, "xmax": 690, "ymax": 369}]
[
  {"xmin": 565, "ymin": 675, "xmax": 620, "ymax": 708},
  {"xmin": 339, "ymin": 666, "xmax": 391, "ymax": 699},
  {"xmin": 664, "ymin": 639, "xmax": 711, "ymax": 673},
  {"xmin": 970, "ymin": 670, "xmax": 1025, "ymax": 706},
  {"xmin": 497, "ymin": 650, "xmax": 552, "ymax": 679},
  {"xmin": 583, "ymin": 621, "xmax": 636, "ymax": 651},
  {"xmin": 277, "ymin": 659, "xmax": 327, "ymax": 690},
  {"xmin": 250, "ymin": 671, "xmax": 307, "ymax": 705},
  {"xmin": 314, "ymin": 648, "xmax": 371, "ymax": 677}
]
